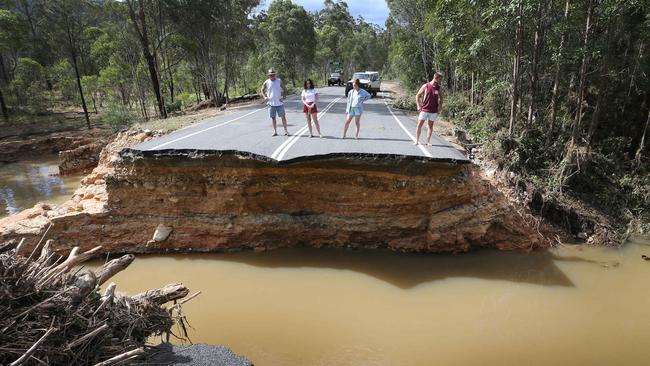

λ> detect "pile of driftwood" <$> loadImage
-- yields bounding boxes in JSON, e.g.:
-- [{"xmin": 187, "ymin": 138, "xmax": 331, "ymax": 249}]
[{"xmin": 0, "ymin": 238, "xmax": 197, "ymax": 365}]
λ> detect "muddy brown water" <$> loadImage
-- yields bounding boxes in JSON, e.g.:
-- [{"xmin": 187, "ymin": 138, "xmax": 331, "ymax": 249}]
[
  {"xmin": 93, "ymin": 237, "xmax": 650, "ymax": 366},
  {"xmin": 0, "ymin": 157, "xmax": 83, "ymax": 217}
]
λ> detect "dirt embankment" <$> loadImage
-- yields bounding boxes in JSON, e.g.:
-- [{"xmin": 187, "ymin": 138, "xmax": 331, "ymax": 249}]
[{"xmin": 0, "ymin": 128, "xmax": 553, "ymax": 254}]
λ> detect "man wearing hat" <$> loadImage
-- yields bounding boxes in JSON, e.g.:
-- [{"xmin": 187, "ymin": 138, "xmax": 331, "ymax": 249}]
[{"xmin": 261, "ymin": 68, "xmax": 289, "ymax": 136}]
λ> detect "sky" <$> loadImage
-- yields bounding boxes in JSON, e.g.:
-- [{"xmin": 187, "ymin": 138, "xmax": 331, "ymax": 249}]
[{"xmin": 259, "ymin": 0, "xmax": 390, "ymax": 27}]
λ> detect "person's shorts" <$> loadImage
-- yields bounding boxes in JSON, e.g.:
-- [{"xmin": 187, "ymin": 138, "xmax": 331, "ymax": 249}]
[
  {"xmin": 269, "ymin": 105, "xmax": 285, "ymax": 118},
  {"xmin": 348, "ymin": 107, "xmax": 362, "ymax": 116},
  {"xmin": 419, "ymin": 111, "xmax": 438, "ymax": 122},
  {"xmin": 303, "ymin": 102, "xmax": 318, "ymax": 114}
]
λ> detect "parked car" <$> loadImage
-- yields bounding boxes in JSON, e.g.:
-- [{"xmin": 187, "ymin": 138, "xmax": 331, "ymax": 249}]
[
  {"xmin": 328, "ymin": 72, "xmax": 343, "ymax": 86},
  {"xmin": 345, "ymin": 71, "xmax": 381, "ymax": 97}
]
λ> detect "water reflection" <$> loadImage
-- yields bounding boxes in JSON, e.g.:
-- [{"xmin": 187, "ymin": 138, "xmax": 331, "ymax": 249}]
[
  {"xmin": 0, "ymin": 157, "xmax": 83, "ymax": 217},
  {"xmin": 171, "ymin": 248, "xmax": 576, "ymax": 288}
]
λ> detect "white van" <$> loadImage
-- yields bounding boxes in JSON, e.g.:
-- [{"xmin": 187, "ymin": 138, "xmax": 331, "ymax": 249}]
[{"xmin": 345, "ymin": 71, "xmax": 381, "ymax": 97}]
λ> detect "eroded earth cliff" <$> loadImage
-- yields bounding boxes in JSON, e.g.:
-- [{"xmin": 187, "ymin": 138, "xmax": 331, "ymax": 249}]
[{"xmin": 0, "ymin": 130, "xmax": 553, "ymax": 254}]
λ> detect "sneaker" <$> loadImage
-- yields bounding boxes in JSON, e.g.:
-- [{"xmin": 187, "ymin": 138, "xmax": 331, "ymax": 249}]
[{"xmin": 272, "ymin": 132, "xmax": 278, "ymax": 137}]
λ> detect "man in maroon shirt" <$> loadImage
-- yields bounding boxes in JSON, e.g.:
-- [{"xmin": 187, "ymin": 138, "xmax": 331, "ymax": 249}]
[{"xmin": 414, "ymin": 72, "xmax": 443, "ymax": 145}]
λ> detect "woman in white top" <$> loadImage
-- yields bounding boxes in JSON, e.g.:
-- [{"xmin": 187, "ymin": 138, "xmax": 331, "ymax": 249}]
[{"xmin": 301, "ymin": 79, "xmax": 322, "ymax": 138}]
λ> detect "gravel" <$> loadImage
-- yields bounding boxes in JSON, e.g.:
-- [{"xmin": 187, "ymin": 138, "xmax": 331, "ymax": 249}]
[{"xmin": 143, "ymin": 343, "xmax": 253, "ymax": 366}]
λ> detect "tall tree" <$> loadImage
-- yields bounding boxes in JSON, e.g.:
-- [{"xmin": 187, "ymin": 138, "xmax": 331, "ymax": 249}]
[
  {"xmin": 42, "ymin": 0, "xmax": 93, "ymax": 128},
  {"xmin": 125, "ymin": 0, "xmax": 167, "ymax": 119},
  {"xmin": 265, "ymin": 0, "xmax": 316, "ymax": 85},
  {"xmin": 509, "ymin": 0, "xmax": 525, "ymax": 137}
]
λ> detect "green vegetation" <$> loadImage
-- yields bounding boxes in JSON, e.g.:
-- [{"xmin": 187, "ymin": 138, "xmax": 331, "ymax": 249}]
[
  {"xmin": 0, "ymin": 0, "xmax": 388, "ymax": 129},
  {"xmin": 387, "ymin": 0, "xmax": 649, "ymax": 235}
]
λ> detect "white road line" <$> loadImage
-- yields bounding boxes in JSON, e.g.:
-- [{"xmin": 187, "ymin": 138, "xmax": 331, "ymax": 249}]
[
  {"xmin": 147, "ymin": 96, "xmax": 299, "ymax": 150},
  {"xmin": 270, "ymin": 97, "xmax": 338, "ymax": 159},
  {"xmin": 271, "ymin": 97, "xmax": 342, "ymax": 161},
  {"xmin": 384, "ymin": 101, "xmax": 433, "ymax": 158}
]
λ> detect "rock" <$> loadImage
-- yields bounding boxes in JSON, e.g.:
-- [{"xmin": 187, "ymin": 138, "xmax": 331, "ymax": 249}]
[
  {"xmin": 577, "ymin": 232, "xmax": 588, "ymax": 240},
  {"xmin": 168, "ymin": 197, "xmax": 179, "ymax": 203},
  {"xmin": 153, "ymin": 224, "xmax": 173, "ymax": 242},
  {"xmin": 58, "ymin": 140, "xmax": 107, "ymax": 175}
]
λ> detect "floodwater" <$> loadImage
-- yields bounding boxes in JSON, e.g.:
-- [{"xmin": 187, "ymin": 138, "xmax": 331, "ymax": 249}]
[
  {"xmin": 102, "ymin": 237, "xmax": 650, "ymax": 366},
  {"xmin": 0, "ymin": 157, "xmax": 83, "ymax": 218}
]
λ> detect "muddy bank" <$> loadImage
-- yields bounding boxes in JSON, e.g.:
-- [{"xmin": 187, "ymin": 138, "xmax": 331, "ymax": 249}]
[
  {"xmin": 0, "ymin": 127, "xmax": 108, "ymax": 165},
  {"xmin": 0, "ymin": 130, "xmax": 553, "ymax": 254}
]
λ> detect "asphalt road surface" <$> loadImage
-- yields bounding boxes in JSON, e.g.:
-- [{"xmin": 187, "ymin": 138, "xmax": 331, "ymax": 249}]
[{"xmin": 132, "ymin": 86, "xmax": 469, "ymax": 164}]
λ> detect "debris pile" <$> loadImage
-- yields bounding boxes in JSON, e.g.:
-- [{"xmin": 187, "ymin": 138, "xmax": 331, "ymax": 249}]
[{"xmin": 0, "ymin": 238, "xmax": 195, "ymax": 365}]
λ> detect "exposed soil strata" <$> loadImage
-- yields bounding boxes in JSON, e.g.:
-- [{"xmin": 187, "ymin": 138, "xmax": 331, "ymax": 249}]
[
  {"xmin": 0, "ymin": 128, "xmax": 107, "ymax": 164},
  {"xmin": 0, "ymin": 130, "xmax": 552, "ymax": 253},
  {"xmin": 58, "ymin": 139, "xmax": 109, "ymax": 175}
]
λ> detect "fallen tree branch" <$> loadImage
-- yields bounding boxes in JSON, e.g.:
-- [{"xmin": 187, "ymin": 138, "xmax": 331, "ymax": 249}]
[
  {"xmin": 9, "ymin": 327, "xmax": 56, "ymax": 366},
  {"xmin": 94, "ymin": 254, "xmax": 134, "ymax": 286},
  {"xmin": 66, "ymin": 324, "xmax": 109, "ymax": 350},
  {"xmin": 93, "ymin": 347, "xmax": 145, "ymax": 366},
  {"xmin": 133, "ymin": 283, "xmax": 189, "ymax": 305}
]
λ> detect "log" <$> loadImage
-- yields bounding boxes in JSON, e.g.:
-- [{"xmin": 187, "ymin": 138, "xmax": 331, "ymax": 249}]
[
  {"xmin": 71, "ymin": 272, "xmax": 97, "ymax": 302},
  {"xmin": 9, "ymin": 327, "xmax": 56, "ymax": 366},
  {"xmin": 0, "ymin": 239, "xmax": 18, "ymax": 254},
  {"xmin": 93, "ymin": 283, "xmax": 116, "ymax": 316},
  {"xmin": 37, "ymin": 240, "xmax": 53, "ymax": 265},
  {"xmin": 178, "ymin": 291, "xmax": 202, "ymax": 305},
  {"xmin": 66, "ymin": 324, "xmax": 109, "ymax": 350},
  {"xmin": 94, "ymin": 255, "xmax": 135, "ymax": 286},
  {"xmin": 93, "ymin": 347, "xmax": 145, "ymax": 366},
  {"xmin": 26, "ymin": 226, "xmax": 52, "ymax": 262},
  {"xmin": 14, "ymin": 238, "xmax": 24, "ymax": 255},
  {"xmin": 133, "ymin": 283, "xmax": 189, "ymax": 305},
  {"xmin": 38, "ymin": 246, "xmax": 103, "ymax": 287},
  {"xmin": 52, "ymin": 246, "xmax": 102, "ymax": 273}
]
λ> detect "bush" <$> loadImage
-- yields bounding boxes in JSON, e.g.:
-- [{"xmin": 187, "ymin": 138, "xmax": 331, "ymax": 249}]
[
  {"xmin": 441, "ymin": 93, "xmax": 469, "ymax": 120},
  {"xmin": 11, "ymin": 58, "xmax": 47, "ymax": 114},
  {"xmin": 176, "ymin": 92, "xmax": 195, "ymax": 109},
  {"xmin": 103, "ymin": 104, "xmax": 138, "ymax": 131},
  {"xmin": 166, "ymin": 100, "xmax": 182, "ymax": 114},
  {"xmin": 392, "ymin": 93, "xmax": 417, "ymax": 111},
  {"xmin": 483, "ymin": 81, "xmax": 511, "ymax": 119}
]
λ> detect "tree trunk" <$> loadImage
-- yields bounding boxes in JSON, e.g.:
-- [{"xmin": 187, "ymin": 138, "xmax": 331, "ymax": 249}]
[
  {"xmin": 508, "ymin": 0, "xmax": 524, "ymax": 137},
  {"xmin": 570, "ymin": 0, "xmax": 594, "ymax": 146},
  {"xmin": 71, "ymin": 51, "xmax": 91, "ymax": 129},
  {"xmin": 547, "ymin": 0, "xmax": 570, "ymax": 146},
  {"xmin": 419, "ymin": 37, "xmax": 430, "ymax": 81},
  {"xmin": 126, "ymin": 0, "xmax": 167, "ymax": 119},
  {"xmin": 587, "ymin": 91, "xmax": 602, "ymax": 147},
  {"xmin": 634, "ymin": 106, "xmax": 649, "ymax": 166},
  {"xmin": 0, "ymin": 88, "xmax": 8, "ymax": 121},
  {"xmin": 470, "ymin": 71, "xmax": 474, "ymax": 105},
  {"xmin": 527, "ymin": 0, "xmax": 549, "ymax": 128}
]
